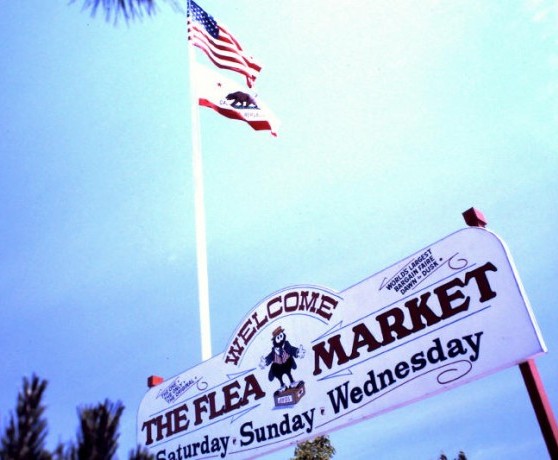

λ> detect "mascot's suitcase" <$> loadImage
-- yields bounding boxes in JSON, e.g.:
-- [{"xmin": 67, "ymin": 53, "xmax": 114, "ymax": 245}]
[{"xmin": 273, "ymin": 381, "xmax": 306, "ymax": 407}]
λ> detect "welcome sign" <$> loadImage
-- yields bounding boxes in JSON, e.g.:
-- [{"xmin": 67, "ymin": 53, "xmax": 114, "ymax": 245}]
[{"xmin": 137, "ymin": 227, "xmax": 546, "ymax": 459}]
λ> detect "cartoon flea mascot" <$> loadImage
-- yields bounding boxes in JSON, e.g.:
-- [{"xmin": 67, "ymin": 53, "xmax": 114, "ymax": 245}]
[{"xmin": 259, "ymin": 326, "xmax": 305, "ymax": 392}]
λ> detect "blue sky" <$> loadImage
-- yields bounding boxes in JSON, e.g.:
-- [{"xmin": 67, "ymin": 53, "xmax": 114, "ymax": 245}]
[{"xmin": 1, "ymin": 1, "xmax": 557, "ymax": 459}]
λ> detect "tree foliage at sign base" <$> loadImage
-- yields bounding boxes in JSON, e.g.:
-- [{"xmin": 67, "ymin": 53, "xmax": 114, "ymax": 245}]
[
  {"xmin": 440, "ymin": 451, "xmax": 468, "ymax": 460},
  {"xmin": 291, "ymin": 435, "xmax": 335, "ymax": 460}
]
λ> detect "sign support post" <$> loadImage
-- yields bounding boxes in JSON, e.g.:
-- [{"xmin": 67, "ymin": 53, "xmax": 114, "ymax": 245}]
[
  {"xmin": 462, "ymin": 207, "xmax": 558, "ymax": 459},
  {"xmin": 519, "ymin": 360, "xmax": 558, "ymax": 458}
]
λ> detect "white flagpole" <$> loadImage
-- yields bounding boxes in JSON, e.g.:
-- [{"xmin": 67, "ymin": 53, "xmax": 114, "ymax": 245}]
[{"xmin": 188, "ymin": 5, "xmax": 212, "ymax": 361}]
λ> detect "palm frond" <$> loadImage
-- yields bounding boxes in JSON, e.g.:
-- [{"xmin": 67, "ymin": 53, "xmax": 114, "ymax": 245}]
[{"xmin": 71, "ymin": 0, "xmax": 185, "ymax": 23}]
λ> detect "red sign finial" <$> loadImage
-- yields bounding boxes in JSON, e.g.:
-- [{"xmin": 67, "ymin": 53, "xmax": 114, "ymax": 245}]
[
  {"xmin": 462, "ymin": 207, "xmax": 487, "ymax": 228},
  {"xmin": 147, "ymin": 375, "xmax": 164, "ymax": 388}
]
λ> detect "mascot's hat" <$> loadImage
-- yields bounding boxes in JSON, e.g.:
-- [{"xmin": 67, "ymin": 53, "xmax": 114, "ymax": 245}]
[{"xmin": 272, "ymin": 326, "xmax": 284, "ymax": 338}]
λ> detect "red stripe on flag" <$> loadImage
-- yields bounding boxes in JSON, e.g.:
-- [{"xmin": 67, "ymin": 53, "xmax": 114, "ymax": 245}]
[
  {"xmin": 189, "ymin": 25, "xmax": 261, "ymax": 72},
  {"xmin": 188, "ymin": 19, "xmax": 261, "ymax": 87},
  {"xmin": 191, "ymin": 42, "xmax": 256, "ymax": 85}
]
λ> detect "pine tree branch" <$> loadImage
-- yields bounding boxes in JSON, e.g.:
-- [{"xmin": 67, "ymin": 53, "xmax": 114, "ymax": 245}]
[{"xmin": 0, "ymin": 375, "xmax": 51, "ymax": 460}]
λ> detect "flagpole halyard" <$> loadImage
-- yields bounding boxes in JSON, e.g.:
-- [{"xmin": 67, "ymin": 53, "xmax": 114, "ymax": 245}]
[{"xmin": 188, "ymin": 2, "xmax": 212, "ymax": 361}]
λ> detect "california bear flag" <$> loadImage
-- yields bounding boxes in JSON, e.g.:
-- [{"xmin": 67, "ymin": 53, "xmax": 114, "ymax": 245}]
[{"xmin": 192, "ymin": 62, "xmax": 279, "ymax": 136}]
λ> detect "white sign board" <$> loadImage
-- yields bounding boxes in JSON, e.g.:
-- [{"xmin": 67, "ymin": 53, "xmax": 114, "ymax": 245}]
[{"xmin": 138, "ymin": 227, "xmax": 546, "ymax": 459}]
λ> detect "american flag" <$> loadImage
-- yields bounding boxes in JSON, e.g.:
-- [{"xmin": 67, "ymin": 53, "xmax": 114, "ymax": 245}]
[{"xmin": 188, "ymin": 1, "xmax": 262, "ymax": 88}]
